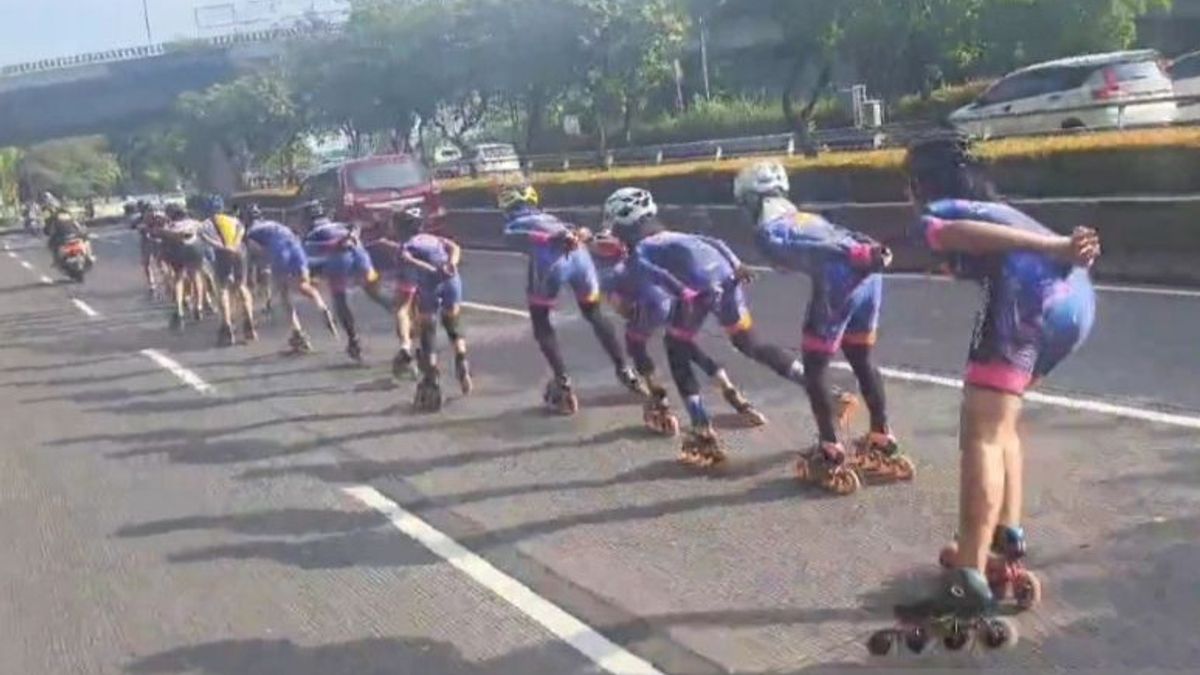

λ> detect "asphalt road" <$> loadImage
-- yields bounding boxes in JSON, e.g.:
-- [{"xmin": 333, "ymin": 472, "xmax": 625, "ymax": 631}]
[{"xmin": 1, "ymin": 228, "xmax": 1197, "ymax": 674}]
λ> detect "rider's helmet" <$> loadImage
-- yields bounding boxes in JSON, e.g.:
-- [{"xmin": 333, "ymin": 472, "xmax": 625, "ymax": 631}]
[
  {"xmin": 165, "ymin": 203, "xmax": 188, "ymax": 221},
  {"xmin": 905, "ymin": 133, "xmax": 996, "ymax": 203},
  {"xmin": 239, "ymin": 203, "xmax": 263, "ymax": 224},
  {"xmin": 200, "ymin": 194, "xmax": 225, "ymax": 219},
  {"xmin": 393, "ymin": 207, "xmax": 426, "ymax": 239},
  {"xmin": 733, "ymin": 161, "xmax": 790, "ymax": 209},
  {"xmin": 301, "ymin": 200, "xmax": 326, "ymax": 223},
  {"xmin": 496, "ymin": 183, "xmax": 539, "ymax": 212},
  {"xmin": 602, "ymin": 187, "xmax": 659, "ymax": 246}
]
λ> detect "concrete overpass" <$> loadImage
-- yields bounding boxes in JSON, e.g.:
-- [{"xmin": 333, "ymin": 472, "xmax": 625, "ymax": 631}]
[{"xmin": 0, "ymin": 27, "xmax": 332, "ymax": 147}]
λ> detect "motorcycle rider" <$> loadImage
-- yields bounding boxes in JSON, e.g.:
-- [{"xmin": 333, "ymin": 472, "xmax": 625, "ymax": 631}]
[{"xmin": 44, "ymin": 208, "xmax": 95, "ymax": 271}]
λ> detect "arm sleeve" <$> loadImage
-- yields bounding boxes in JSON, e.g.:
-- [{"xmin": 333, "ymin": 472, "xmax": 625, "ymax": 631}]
[
  {"xmin": 502, "ymin": 217, "xmax": 555, "ymax": 253},
  {"xmin": 694, "ymin": 235, "xmax": 742, "ymax": 269}
]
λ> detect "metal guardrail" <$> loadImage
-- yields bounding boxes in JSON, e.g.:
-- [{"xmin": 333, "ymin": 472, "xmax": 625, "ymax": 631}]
[
  {"xmin": 0, "ymin": 23, "xmax": 340, "ymax": 78},
  {"xmin": 519, "ymin": 94, "xmax": 1200, "ymax": 174}
]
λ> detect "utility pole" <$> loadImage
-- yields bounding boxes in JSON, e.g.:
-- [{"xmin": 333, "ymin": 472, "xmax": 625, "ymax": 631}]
[
  {"xmin": 699, "ymin": 15, "xmax": 712, "ymax": 101},
  {"xmin": 142, "ymin": 0, "xmax": 155, "ymax": 44}
]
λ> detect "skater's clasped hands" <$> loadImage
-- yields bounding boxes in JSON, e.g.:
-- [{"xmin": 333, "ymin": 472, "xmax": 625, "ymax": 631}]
[{"xmin": 1054, "ymin": 227, "xmax": 1101, "ymax": 268}]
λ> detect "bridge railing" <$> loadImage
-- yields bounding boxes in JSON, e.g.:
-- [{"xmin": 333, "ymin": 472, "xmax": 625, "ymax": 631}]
[{"xmin": 0, "ymin": 23, "xmax": 339, "ymax": 78}]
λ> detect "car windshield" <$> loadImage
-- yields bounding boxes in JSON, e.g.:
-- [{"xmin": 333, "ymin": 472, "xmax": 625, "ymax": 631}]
[{"xmin": 347, "ymin": 160, "xmax": 429, "ymax": 192}]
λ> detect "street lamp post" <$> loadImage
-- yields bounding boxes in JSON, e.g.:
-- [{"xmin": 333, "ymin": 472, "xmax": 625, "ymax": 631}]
[{"xmin": 142, "ymin": 0, "xmax": 155, "ymax": 44}]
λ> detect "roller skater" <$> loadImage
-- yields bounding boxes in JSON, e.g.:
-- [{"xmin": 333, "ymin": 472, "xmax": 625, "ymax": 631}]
[
  {"xmin": 301, "ymin": 202, "xmax": 394, "ymax": 363},
  {"xmin": 605, "ymin": 188, "xmax": 804, "ymax": 467},
  {"xmin": 867, "ymin": 568, "xmax": 1017, "ymax": 656},
  {"xmin": 498, "ymin": 183, "xmax": 642, "ymax": 414},
  {"xmin": 392, "ymin": 207, "xmax": 474, "ymax": 405},
  {"xmin": 590, "ymin": 233, "xmax": 765, "ymax": 437},
  {"xmin": 155, "ymin": 205, "xmax": 208, "ymax": 333},
  {"xmin": 197, "ymin": 195, "xmax": 257, "ymax": 347},
  {"xmin": 362, "ymin": 208, "xmax": 424, "ymax": 380},
  {"xmin": 734, "ymin": 161, "xmax": 910, "ymax": 490},
  {"xmin": 940, "ymin": 525, "xmax": 1041, "ymax": 610},
  {"xmin": 243, "ymin": 203, "xmax": 338, "ymax": 355},
  {"xmin": 897, "ymin": 134, "xmax": 1097, "ymax": 625}
]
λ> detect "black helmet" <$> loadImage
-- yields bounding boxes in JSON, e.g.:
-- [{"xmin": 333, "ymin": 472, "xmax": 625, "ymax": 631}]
[
  {"xmin": 123, "ymin": 202, "xmax": 138, "ymax": 216},
  {"xmin": 905, "ymin": 133, "xmax": 995, "ymax": 202},
  {"xmin": 301, "ymin": 200, "xmax": 326, "ymax": 222},
  {"xmin": 165, "ymin": 203, "xmax": 187, "ymax": 221},
  {"xmin": 392, "ymin": 207, "xmax": 425, "ymax": 238},
  {"xmin": 240, "ymin": 203, "xmax": 263, "ymax": 223}
]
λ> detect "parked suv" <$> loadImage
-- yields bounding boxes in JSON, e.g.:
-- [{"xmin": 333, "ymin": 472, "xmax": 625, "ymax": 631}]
[
  {"xmin": 301, "ymin": 154, "xmax": 444, "ymax": 227},
  {"xmin": 950, "ymin": 50, "xmax": 1177, "ymax": 138},
  {"xmin": 1169, "ymin": 50, "xmax": 1200, "ymax": 121}
]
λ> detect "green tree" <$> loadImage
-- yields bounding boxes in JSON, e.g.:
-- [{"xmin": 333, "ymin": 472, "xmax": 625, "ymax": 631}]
[
  {"xmin": 109, "ymin": 128, "xmax": 187, "ymax": 194},
  {"xmin": 0, "ymin": 147, "xmax": 23, "ymax": 211},
  {"xmin": 18, "ymin": 137, "xmax": 122, "ymax": 201}
]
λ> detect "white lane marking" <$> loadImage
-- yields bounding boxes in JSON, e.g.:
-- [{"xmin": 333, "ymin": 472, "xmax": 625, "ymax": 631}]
[
  {"xmin": 139, "ymin": 349, "xmax": 214, "ymax": 394},
  {"xmin": 5, "ymin": 251, "xmax": 16, "ymax": 258},
  {"xmin": 461, "ymin": 300, "xmax": 530, "ymax": 319},
  {"xmin": 343, "ymin": 485, "xmax": 664, "ymax": 675},
  {"xmin": 19, "ymin": 260, "xmax": 33, "ymax": 270},
  {"xmin": 39, "ymin": 275, "xmax": 54, "ymax": 285},
  {"xmin": 463, "ymin": 297, "xmax": 1200, "ymax": 429},
  {"xmin": 465, "ymin": 249, "xmax": 1200, "ymax": 300},
  {"xmin": 829, "ymin": 362, "xmax": 1200, "ymax": 430},
  {"xmin": 72, "ymin": 298, "xmax": 100, "ymax": 318}
]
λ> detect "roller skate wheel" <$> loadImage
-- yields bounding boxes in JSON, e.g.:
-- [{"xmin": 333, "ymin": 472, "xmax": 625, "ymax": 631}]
[
  {"xmin": 983, "ymin": 617, "xmax": 1018, "ymax": 649},
  {"xmin": 904, "ymin": 626, "xmax": 929, "ymax": 654},
  {"xmin": 938, "ymin": 544, "xmax": 959, "ymax": 569},
  {"xmin": 663, "ymin": 415, "xmax": 680, "ymax": 437},
  {"xmin": 743, "ymin": 409, "xmax": 768, "ymax": 427},
  {"xmin": 1013, "ymin": 571, "xmax": 1041, "ymax": 610},
  {"xmin": 866, "ymin": 630, "xmax": 895, "ymax": 656},
  {"xmin": 942, "ymin": 625, "xmax": 970, "ymax": 651},
  {"xmin": 887, "ymin": 455, "xmax": 916, "ymax": 481},
  {"xmin": 677, "ymin": 449, "xmax": 699, "ymax": 466},
  {"xmin": 829, "ymin": 467, "xmax": 861, "ymax": 496},
  {"xmin": 794, "ymin": 456, "xmax": 812, "ymax": 481},
  {"xmin": 986, "ymin": 561, "xmax": 1011, "ymax": 599}
]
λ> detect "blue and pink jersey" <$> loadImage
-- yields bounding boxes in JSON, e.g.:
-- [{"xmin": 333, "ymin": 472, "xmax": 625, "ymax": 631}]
[
  {"xmin": 755, "ymin": 209, "xmax": 884, "ymax": 355},
  {"xmin": 247, "ymin": 220, "xmax": 308, "ymax": 279},
  {"xmin": 502, "ymin": 207, "xmax": 601, "ymax": 307},
  {"xmin": 914, "ymin": 199, "xmax": 1096, "ymax": 395}
]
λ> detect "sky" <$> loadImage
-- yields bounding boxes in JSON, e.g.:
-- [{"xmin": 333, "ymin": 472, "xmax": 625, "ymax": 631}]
[{"xmin": 0, "ymin": 0, "xmax": 346, "ymax": 67}]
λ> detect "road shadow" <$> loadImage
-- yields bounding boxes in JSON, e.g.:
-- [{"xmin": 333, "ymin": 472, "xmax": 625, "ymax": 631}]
[
  {"xmin": 126, "ymin": 636, "xmax": 585, "ymax": 675},
  {"xmin": 115, "ymin": 508, "xmax": 387, "ymax": 539}
]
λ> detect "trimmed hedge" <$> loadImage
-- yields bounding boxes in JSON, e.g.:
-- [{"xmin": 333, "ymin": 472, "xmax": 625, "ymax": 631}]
[{"xmin": 441, "ymin": 127, "xmax": 1200, "ymax": 207}]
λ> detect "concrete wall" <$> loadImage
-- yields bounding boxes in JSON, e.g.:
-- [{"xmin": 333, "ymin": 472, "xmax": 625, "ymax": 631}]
[{"xmin": 444, "ymin": 199, "xmax": 1200, "ymax": 287}]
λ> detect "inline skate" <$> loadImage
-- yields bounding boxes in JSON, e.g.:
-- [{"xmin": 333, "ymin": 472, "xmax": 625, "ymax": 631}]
[
  {"xmin": 392, "ymin": 349, "xmax": 417, "ymax": 380},
  {"xmin": 217, "ymin": 322, "xmax": 235, "ymax": 347},
  {"xmin": 543, "ymin": 376, "xmax": 578, "ymax": 415},
  {"xmin": 867, "ymin": 568, "xmax": 1017, "ymax": 656},
  {"xmin": 795, "ymin": 441, "xmax": 861, "ymax": 496},
  {"xmin": 287, "ymin": 329, "xmax": 313, "ymax": 355},
  {"xmin": 678, "ymin": 424, "xmax": 725, "ymax": 467},
  {"xmin": 414, "ymin": 367, "xmax": 443, "ymax": 413},
  {"xmin": 939, "ymin": 525, "xmax": 1041, "ymax": 610},
  {"xmin": 455, "ymin": 354, "xmax": 473, "ymax": 395},
  {"xmin": 617, "ymin": 365, "xmax": 649, "ymax": 396},
  {"xmin": 346, "ymin": 336, "xmax": 363, "ymax": 363},
  {"xmin": 852, "ymin": 432, "xmax": 916, "ymax": 481},
  {"xmin": 721, "ymin": 385, "xmax": 767, "ymax": 426},
  {"xmin": 169, "ymin": 310, "xmax": 184, "ymax": 333},
  {"xmin": 642, "ymin": 385, "xmax": 680, "ymax": 437}
]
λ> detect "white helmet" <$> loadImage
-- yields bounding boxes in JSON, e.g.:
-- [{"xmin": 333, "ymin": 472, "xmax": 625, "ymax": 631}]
[
  {"xmin": 602, "ymin": 187, "xmax": 657, "ymax": 232},
  {"xmin": 733, "ymin": 161, "xmax": 790, "ymax": 206}
]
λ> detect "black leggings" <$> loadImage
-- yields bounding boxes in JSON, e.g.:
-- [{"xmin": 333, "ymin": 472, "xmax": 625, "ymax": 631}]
[
  {"xmin": 803, "ymin": 344, "xmax": 889, "ymax": 443},
  {"xmin": 730, "ymin": 329, "xmax": 803, "ymax": 383},
  {"xmin": 530, "ymin": 301, "xmax": 626, "ymax": 380}
]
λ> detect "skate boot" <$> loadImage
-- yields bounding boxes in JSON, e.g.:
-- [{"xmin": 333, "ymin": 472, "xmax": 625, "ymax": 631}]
[
  {"xmin": 678, "ymin": 424, "xmax": 725, "ymax": 467},
  {"xmin": 392, "ymin": 349, "xmax": 417, "ymax": 381},
  {"xmin": 242, "ymin": 317, "xmax": 258, "ymax": 343},
  {"xmin": 543, "ymin": 376, "xmax": 578, "ymax": 415},
  {"xmin": 721, "ymin": 385, "xmax": 767, "ymax": 427},
  {"xmin": 287, "ymin": 329, "xmax": 313, "ymax": 355},
  {"xmin": 346, "ymin": 337, "xmax": 363, "ymax": 363},
  {"xmin": 217, "ymin": 322, "xmax": 235, "ymax": 347},
  {"xmin": 455, "ymin": 353, "xmax": 473, "ymax": 395},
  {"xmin": 642, "ymin": 386, "xmax": 680, "ymax": 437},
  {"xmin": 939, "ymin": 526, "xmax": 1040, "ymax": 610},
  {"xmin": 617, "ymin": 366, "xmax": 648, "ymax": 396},
  {"xmin": 851, "ymin": 432, "xmax": 915, "ymax": 481},
  {"xmin": 414, "ymin": 368, "xmax": 443, "ymax": 413},
  {"xmin": 322, "ymin": 309, "xmax": 339, "ymax": 337},
  {"xmin": 191, "ymin": 303, "xmax": 203, "ymax": 323},
  {"xmin": 867, "ymin": 568, "xmax": 1016, "ymax": 656},
  {"xmin": 169, "ymin": 310, "xmax": 184, "ymax": 332},
  {"xmin": 795, "ymin": 442, "xmax": 861, "ymax": 496}
]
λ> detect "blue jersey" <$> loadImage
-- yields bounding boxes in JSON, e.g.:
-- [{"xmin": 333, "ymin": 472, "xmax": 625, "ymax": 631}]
[
  {"xmin": 403, "ymin": 233, "xmax": 452, "ymax": 269},
  {"xmin": 246, "ymin": 220, "xmax": 298, "ymax": 253},
  {"xmin": 503, "ymin": 207, "xmax": 573, "ymax": 266},
  {"xmin": 630, "ymin": 231, "xmax": 741, "ymax": 298}
]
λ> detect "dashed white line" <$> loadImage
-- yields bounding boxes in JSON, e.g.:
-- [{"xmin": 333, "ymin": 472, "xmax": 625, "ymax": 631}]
[
  {"xmin": 139, "ymin": 349, "xmax": 214, "ymax": 394},
  {"xmin": 71, "ymin": 298, "xmax": 100, "ymax": 318},
  {"xmin": 39, "ymin": 275, "xmax": 54, "ymax": 285},
  {"xmin": 462, "ymin": 297, "xmax": 1200, "ymax": 430},
  {"xmin": 18, "ymin": 260, "xmax": 33, "ymax": 270},
  {"xmin": 343, "ymin": 485, "xmax": 664, "ymax": 675},
  {"xmin": 5, "ymin": 251, "xmax": 16, "ymax": 258}
]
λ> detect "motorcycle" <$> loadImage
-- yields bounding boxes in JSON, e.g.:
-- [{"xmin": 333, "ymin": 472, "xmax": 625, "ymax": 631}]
[{"xmin": 56, "ymin": 236, "xmax": 92, "ymax": 283}]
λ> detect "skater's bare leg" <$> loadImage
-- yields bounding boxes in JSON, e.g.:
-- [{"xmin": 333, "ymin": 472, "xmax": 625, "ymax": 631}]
[
  {"xmin": 416, "ymin": 313, "xmax": 438, "ymax": 375},
  {"xmin": 957, "ymin": 386, "xmax": 1021, "ymax": 573},
  {"xmin": 998, "ymin": 427, "xmax": 1024, "ymax": 529},
  {"xmin": 440, "ymin": 308, "xmax": 466, "ymax": 360},
  {"xmin": 277, "ymin": 280, "xmax": 302, "ymax": 333},
  {"xmin": 395, "ymin": 296, "xmax": 415, "ymax": 354}
]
